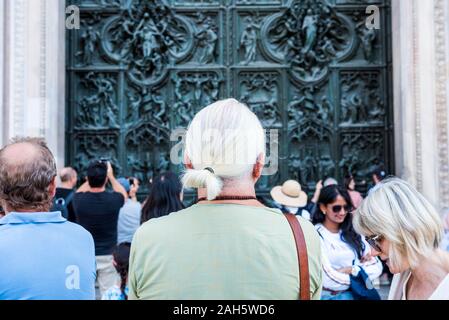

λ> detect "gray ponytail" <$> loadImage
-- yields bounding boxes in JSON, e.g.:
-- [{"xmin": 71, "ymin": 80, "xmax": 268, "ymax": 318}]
[{"xmin": 182, "ymin": 169, "xmax": 223, "ymax": 200}]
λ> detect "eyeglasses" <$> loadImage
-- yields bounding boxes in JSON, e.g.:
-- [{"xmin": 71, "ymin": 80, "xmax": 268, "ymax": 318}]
[
  {"xmin": 330, "ymin": 205, "xmax": 352, "ymax": 214},
  {"xmin": 365, "ymin": 234, "xmax": 383, "ymax": 252}
]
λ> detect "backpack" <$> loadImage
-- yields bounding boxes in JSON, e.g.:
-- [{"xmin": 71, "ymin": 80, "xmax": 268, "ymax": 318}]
[{"xmin": 51, "ymin": 191, "xmax": 75, "ymax": 219}]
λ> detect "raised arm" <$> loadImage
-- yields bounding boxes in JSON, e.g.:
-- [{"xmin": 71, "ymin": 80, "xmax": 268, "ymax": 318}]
[{"xmin": 107, "ymin": 162, "xmax": 128, "ymax": 201}]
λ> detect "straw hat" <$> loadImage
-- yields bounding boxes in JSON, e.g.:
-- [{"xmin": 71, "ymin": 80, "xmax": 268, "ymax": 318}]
[{"xmin": 270, "ymin": 180, "xmax": 308, "ymax": 208}]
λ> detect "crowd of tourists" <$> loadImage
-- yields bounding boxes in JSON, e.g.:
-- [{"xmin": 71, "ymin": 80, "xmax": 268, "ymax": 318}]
[{"xmin": 0, "ymin": 99, "xmax": 448, "ymax": 300}]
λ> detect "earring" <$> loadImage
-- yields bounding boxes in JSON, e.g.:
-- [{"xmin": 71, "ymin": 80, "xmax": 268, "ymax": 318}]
[{"xmin": 322, "ymin": 211, "xmax": 326, "ymax": 215}]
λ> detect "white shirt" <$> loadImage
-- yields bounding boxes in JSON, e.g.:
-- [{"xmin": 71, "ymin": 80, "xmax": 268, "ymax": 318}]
[
  {"xmin": 315, "ymin": 223, "xmax": 383, "ymax": 291},
  {"xmin": 284, "ymin": 206, "xmax": 311, "ymax": 221}
]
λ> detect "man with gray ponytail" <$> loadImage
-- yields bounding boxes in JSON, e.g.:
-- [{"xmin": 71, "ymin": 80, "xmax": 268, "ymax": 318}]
[{"xmin": 129, "ymin": 99, "xmax": 323, "ymax": 300}]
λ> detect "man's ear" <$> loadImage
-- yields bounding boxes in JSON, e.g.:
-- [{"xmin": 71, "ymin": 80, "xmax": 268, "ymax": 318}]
[
  {"xmin": 184, "ymin": 154, "xmax": 194, "ymax": 170},
  {"xmin": 49, "ymin": 176, "xmax": 57, "ymax": 199},
  {"xmin": 252, "ymin": 153, "xmax": 265, "ymax": 182}
]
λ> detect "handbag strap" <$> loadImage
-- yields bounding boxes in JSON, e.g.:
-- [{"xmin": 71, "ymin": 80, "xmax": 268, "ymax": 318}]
[{"xmin": 284, "ymin": 213, "xmax": 310, "ymax": 300}]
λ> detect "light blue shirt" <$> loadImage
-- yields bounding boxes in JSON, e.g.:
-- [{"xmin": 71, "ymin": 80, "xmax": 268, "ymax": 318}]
[
  {"xmin": 0, "ymin": 211, "xmax": 96, "ymax": 300},
  {"xmin": 117, "ymin": 199, "xmax": 141, "ymax": 244}
]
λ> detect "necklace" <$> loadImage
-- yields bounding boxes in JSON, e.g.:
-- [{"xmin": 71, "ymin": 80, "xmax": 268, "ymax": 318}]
[{"xmin": 197, "ymin": 196, "xmax": 258, "ymax": 202}]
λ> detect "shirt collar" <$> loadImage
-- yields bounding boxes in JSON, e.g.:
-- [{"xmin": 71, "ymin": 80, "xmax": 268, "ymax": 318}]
[{"xmin": 0, "ymin": 211, "xmax": 66, "ymax": 225}]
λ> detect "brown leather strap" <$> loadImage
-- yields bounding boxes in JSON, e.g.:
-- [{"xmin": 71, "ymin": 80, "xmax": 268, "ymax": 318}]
[{"xmin": 285, "ymin": 213, "xmax": 310, "ymax": 300}]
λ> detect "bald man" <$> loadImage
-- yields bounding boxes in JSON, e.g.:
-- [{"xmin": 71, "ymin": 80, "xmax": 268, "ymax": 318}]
[
  {"xmin": 0, "ymin": 137, "xmax": 96, "ymax": 300},
  {"xmin": 51, "ymin": 167, "xmax": 78, "ymax": 221}
]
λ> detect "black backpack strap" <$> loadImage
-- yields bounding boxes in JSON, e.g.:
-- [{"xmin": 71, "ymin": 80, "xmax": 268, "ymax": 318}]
[{"xmin": 64, "ymin": 190, "xmax": 75, "ymax": 206}]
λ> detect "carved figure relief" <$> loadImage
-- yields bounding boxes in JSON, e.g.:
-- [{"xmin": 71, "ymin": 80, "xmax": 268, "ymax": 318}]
[
  {"xmin": 288, "ymin": 84, "xmax": 334, "ymax": 128},
  {"xmin": 240, "ymin": 16, "xmax": 262, "ymax": 65},
  {"xmin": 67, "ymin": 0, "xmax": 393, "ymax": 195},
  {"xmin": 101, "ymin": 1, "xmax": 193, "ymax": 85},
  {"xmin": 76, "ymin": 72, "xmax": 119, "ymax": 129},
  {"xmin": 194, "ymin": 13, "xmax": 219, "ymax": 64},
  {"xmin": 340, "ymin": 71, "xmax": 385, "ymax": 125},
  {"xmin": 262, "ymin": 0, "xmax": 356, "ymax": 83},
  {"xmin": 339, "ymin": 132, "xmax": 384, "ymax": 179},
  {"xmin": 239, "ymin": 72, "xmax": 281, "ymax": 127}
]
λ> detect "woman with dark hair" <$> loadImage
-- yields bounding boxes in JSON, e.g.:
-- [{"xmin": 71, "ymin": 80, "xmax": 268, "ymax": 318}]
[
  {"xmin": 313, "ymin": 185, "xmax": 382, "ymax": 300},
  {"xmin": 344, "ymin": 174, "xmax": 363, "ymax": 210},
  {"xmin": 102, "ymin": 242, "xmax": 131, "ymax": 300},
  {"xmin": 141, "ymin": 172, "xmax": 185, "ymax": 224}
]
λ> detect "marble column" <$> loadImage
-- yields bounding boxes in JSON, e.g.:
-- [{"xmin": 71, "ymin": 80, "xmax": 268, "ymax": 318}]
[
  {"xmin": 392, "ymin": 0, "xmax": 449, "ymax": 211},
  {"xmin": 0, "ymin": 0, "xmax": 66, "ymax": 168}
]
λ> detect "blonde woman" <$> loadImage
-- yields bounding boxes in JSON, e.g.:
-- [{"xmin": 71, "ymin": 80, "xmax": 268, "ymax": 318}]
[{"xmin": 353, "ymin": 177, "xmax": 449, "ymax": 300}]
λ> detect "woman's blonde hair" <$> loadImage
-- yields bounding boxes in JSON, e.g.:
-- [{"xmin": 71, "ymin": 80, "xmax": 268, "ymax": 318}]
[
  {"xmin": 354, "ymin": 177, "xmax": 444, "ymax": 270},
  {"xmin": 182, "ymin": 99, "xmax": 265, "ymax": 200}
]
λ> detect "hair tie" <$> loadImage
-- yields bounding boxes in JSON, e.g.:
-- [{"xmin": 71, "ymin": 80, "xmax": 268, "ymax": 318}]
[{"xmin": 204, "ymin": 167, "xmax": 215, "ymax": 174}]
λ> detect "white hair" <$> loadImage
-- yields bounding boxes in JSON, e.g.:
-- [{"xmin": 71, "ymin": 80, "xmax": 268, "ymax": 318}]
[
  {"xmin": 182, "ymin": 99, "xmax": 265, "ymax": 200},
  {"xmin": 354, "ymin": 177, "xmax": 444, "ymax": 270}
]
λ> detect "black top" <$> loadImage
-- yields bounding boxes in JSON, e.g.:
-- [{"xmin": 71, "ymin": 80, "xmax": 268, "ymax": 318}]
[
  {"xmin": 53, "ymin": 188, "xmax": 76, "ymax": 222},
  {"xmin": 72, "ymin": 192, "xmax": 125, "ymax": 256}
]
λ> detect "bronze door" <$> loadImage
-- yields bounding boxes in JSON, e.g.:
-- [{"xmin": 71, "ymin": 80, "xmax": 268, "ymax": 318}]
[{"xmin": 66, "ymin": 0, "xmax": 393, "ymax": 198}]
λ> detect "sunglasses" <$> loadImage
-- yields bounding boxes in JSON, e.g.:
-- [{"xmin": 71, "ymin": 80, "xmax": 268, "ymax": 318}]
[
  {"xmin": 330, "ymin": 205, "xmax": 352, "ymax": 214},
  {"xmin": 365, "ymin": 234, "xmax": 383, "ymax": 252}
]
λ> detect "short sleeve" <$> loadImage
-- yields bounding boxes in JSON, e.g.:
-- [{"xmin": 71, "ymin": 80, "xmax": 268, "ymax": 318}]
[{"xmin": 112, "ymin": 192, "xmax": 125, "ymax": 208}]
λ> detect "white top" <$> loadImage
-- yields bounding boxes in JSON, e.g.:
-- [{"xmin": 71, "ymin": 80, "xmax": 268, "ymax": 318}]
[
  {"xmin": 315, "ymin": 223, "xmax": 383, "ymax": 291},
  {"xmin": 389, "ymin": 270, "xmax": 449, "ymax": 300},
  {"xmin": 284, "ymin": 206, "xmax": 311, "ymax": 221}
]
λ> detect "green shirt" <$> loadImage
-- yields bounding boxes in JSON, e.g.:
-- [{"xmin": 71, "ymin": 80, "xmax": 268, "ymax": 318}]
[{"xmin": 129, "ymin": 204, "xmax": 322, "ymax": 300}]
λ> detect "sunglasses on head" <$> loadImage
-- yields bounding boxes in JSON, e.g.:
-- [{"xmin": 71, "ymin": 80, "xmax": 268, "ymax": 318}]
[
  {"xmin": 365, "ymin": 234, "xmax": 383, "ymax": 252},
  {"xmin": 330, "ymin": 205, "xmax": 352, "ymax": 214}
]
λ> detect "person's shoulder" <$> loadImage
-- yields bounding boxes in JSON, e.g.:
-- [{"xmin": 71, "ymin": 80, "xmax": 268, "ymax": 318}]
[
  {"xmin": 55, "ymin": 188, "xmax": 68, "ymax": 196},
  {"xmin": 140, "ymin": 206, "xmax": 191, "ymax": 226},
  {"xmin": 128, "ymin": 200, "xmax": 142, "ymax": 209},
  {"xmin": 62, "ymin": 221, "xmax": 95, "ymax": 243},
  {"xmin": 295, "ymin": 216, "xmax": 320, "ymax": 242},
  {"xmin": 109, "ymin": 191, "xmax": 125, "ymax": 201},
  {"xmin": 73, "ymin": 192, "xmax": 90, "ymax": 200},
  {"xmin": 313, "ymin": 222, "xmax": 323, "ymax": 232},
  {"xmin": 133, "ymin": 207, "xmax": 193, "ymax": 239}
]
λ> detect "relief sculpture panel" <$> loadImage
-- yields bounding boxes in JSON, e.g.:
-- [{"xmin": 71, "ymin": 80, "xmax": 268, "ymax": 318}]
[{"xmin": 67, "ymin": 0, "xmax": 393, "ymax": 197}]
